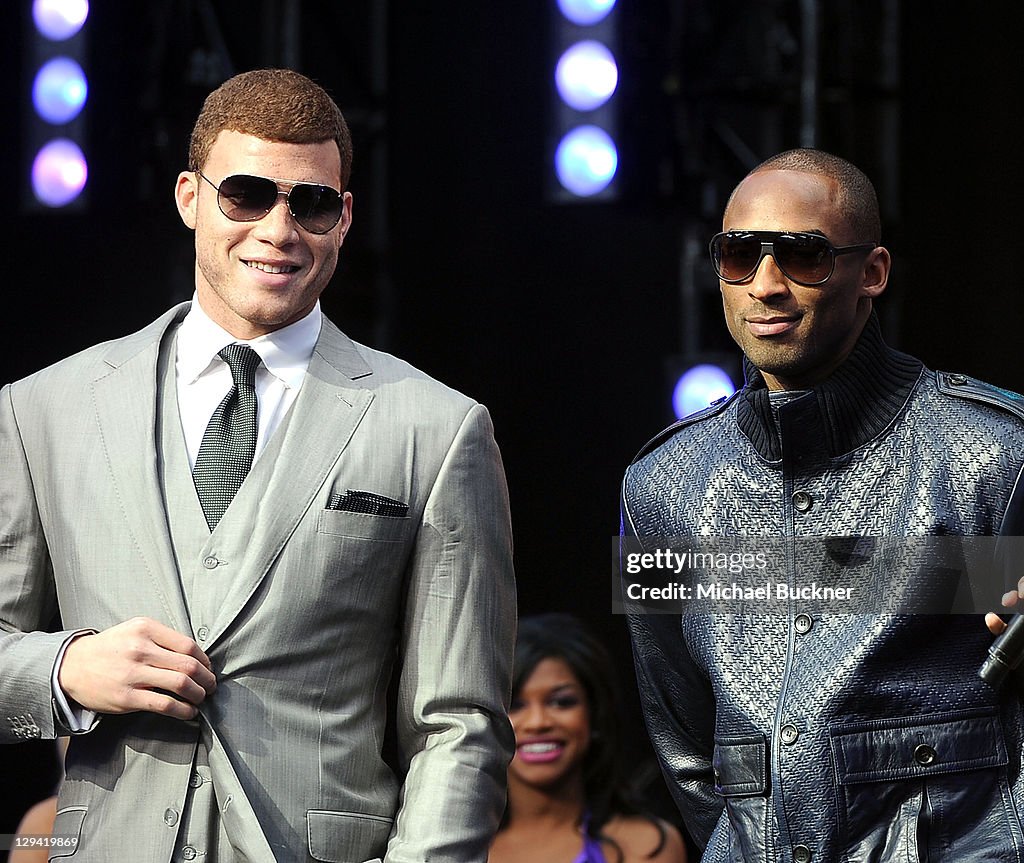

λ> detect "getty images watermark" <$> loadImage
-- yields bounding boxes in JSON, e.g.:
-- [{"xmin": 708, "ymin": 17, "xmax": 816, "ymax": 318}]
[{"xmin": 613, "ymin": 536, "xmax": 1024, "ymax": 615}]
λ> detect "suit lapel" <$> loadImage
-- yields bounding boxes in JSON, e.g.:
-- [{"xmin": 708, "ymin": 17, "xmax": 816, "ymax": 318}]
[
  {"xmin": 204, "ymin": 317, "xmax": 375, "ymax": 648},
  {"xmin": 90, "ymin": 305, "xmax": 192, "ymax": 632}
]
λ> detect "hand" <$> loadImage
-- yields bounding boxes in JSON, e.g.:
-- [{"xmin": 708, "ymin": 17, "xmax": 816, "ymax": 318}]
[
  {"xmin": 985, "ymin": 581, "xmax": 1024, "ymax": 635},
  {"xmin": 57, "ymin": 617, "xmax": 216, "ymax": 720}
]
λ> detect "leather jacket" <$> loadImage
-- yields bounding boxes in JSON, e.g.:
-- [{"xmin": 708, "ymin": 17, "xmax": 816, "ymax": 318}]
[{"xmin": 623, "ymin": 315, "xmax": 1024, "ymax": 862}]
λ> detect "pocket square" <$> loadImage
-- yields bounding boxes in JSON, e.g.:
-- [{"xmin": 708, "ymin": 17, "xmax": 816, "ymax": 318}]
[{"xmin": 327, "ymin": 490, "xmax": 409, "ymax": 518}]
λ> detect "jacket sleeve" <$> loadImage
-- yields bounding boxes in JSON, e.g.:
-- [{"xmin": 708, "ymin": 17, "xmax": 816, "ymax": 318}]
[
  {"xmin": 386, "ymin": 402, "xmax": 516, "ymax": 862},
  {"xmin": 0, "ymin": 383, "xmax": 77, "ymax": 743},
  {"xmin": 621, "ymin": 474, "xmax": 725, "ymax": 851}
]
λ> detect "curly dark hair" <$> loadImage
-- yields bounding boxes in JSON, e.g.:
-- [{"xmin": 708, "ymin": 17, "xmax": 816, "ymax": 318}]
[{"xmin": 188, "ymin": 68, "xmax": 353, "ymax": 190}]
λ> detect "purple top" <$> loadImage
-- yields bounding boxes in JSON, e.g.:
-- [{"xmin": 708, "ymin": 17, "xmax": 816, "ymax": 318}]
[{"xmin": 573, "ymin": 813, "xmax": 608, "ymax": 863}]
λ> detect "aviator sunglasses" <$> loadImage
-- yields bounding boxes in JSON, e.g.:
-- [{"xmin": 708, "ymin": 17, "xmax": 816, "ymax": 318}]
[
  {"xmin": 196, "ymin": 170, "xmax": 345, "ymax": 234},
  {"xmin": 709, "ymin": 230, "xmax": 876, "ymax": 287}
]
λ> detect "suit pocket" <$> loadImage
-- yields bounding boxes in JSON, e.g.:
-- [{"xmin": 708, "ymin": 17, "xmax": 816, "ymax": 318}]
[
  {"xmin": 831, "ymin": 708, "xmax": 1019, "ymax": 862},
  {"xmin": 713, "ymin": 735, "xmax": 771, "ymax": 863},
  {"xmin": 307, "ymin": 809, "xmax": 393, "ymax": 863},
  {"xmin": 48, "ymin": 806, "xmax": 86, "ymax": 859},
  {"xmin": 317, "ymin": 509, "xmax": 412, "ymax": 542}
]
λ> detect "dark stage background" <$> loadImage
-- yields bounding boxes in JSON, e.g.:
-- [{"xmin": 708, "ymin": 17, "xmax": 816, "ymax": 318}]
[{"xmin": 3, "ymin": 1, "xmax": 1023, "ymax": 854}]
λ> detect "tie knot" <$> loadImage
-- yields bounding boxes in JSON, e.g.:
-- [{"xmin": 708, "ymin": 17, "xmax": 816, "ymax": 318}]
[{"xmin": 218, "ymin": 344, "xmax": 261, "ymax": 389}]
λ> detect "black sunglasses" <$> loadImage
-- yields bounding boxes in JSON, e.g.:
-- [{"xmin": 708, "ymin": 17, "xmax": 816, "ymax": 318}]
[
  {"xmin": 196, "ymin": 170, "xmax": 344, "ymax": 234},
  {"xmin": 709, "ymin": 230, "xmax": 876, "ymax": 287}
]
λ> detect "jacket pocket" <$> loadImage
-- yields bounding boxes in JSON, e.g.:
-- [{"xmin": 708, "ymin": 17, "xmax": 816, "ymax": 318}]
[
  {"xmin": 713, "ymin": 735, "xmax": 771, "ymax": 863},
  {"xmin": 48, "ymin": 806, "xmax": 86, "ymax": 859},
  {"xmin": 830, "ymin": 708, "xmax": 1020, "ymax": 862},
  {"xmin": 307, "ymin": 809, "xmax": 393, "ymax": 863}
]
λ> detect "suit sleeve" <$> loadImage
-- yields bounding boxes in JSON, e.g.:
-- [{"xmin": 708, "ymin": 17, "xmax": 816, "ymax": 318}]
[
  {"xmin": 386, "ymin": 402, "xmax": 516, "ymax": 863},
  {"xmin": 621, "ymin": 473, "xmax": 725, "ymax": 851},
  {"xmin": 0, "ymin": 383, "xmax": 79, "ymax": 742}
]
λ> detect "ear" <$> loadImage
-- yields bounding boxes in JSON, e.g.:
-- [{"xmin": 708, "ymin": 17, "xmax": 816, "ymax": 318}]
[
  {"xmin": 861, "ymin": 245, "xmax": 891, "ymax": 299},
  {"xmin": 174, "ymin": 171, "xmax": 199, "ymax": 230},
  {"xmin": 335, "ymin": 192, "xmax": 354, "ymax": 250}
]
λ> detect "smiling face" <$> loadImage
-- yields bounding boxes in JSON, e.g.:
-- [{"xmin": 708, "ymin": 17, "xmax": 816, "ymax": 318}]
[
  {"xmin": 720, "ymin": 168, "xmax": 889, "ymax": 390},
  {"xmin": 507, "ymin": 657, "xmax": 591, "ymax": 793},
  {"xmin": 175, "ymin": 129, "xmax": 353, "ymax": 339}
]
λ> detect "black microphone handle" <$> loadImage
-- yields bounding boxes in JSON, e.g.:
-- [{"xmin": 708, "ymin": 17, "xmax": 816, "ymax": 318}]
[{"xmin": 980, "ymin": 613, "xmax": 1024, "ymax": 687}]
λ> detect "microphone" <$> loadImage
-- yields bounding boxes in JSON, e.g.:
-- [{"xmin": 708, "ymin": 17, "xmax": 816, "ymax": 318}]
[{"xmin": 980, "ymin": 614, "xmax": 1024, "ymax": 686}]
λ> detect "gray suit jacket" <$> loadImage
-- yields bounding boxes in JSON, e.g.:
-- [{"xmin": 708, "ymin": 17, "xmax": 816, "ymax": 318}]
[{"xmin": 0, "ymin": 303, "xmax": 516, "ymax": 862}]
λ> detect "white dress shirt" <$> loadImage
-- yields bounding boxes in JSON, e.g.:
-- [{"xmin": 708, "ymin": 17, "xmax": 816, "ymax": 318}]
[
  {"xmin": 53, "ymin": 295, "xmax": 322, "ymax": 731},
  {"xmin": 175, "ymin": 295, "xmax": 321, "ymax": 467}
]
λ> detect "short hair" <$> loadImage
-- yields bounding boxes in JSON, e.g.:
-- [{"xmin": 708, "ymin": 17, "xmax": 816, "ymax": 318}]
[
  {"xmin": 739, "ymin": 148, "xmax": 881, "ymax": 243},
  {"xmin": 188, "ymin": 68, "xmax": 353, "ymax": 190}
]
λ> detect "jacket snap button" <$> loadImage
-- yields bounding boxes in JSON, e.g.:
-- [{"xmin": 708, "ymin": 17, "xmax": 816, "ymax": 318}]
[
  {"xmin": 948, "ymin": 373, "xmax": 968, "ymax": 386},
  {"xmin": 794, "ymin": 613, "xmax": 813, "ymax": 634},
  {"xmin": 792, "ymin": 491, "xmax": 813, "ymax": 512},
  {"xmin": 793, "ymin": 844, "xmax": 812, "ymax": 862},
  {"xmin": 781, "ymin": 723, "xmax": 799, "ymax": 745},
  {"xmin": 914, "ymin": 743, "xmax": 937, "ymax": 765}
]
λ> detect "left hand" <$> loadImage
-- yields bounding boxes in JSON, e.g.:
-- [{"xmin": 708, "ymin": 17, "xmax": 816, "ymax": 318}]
[{"xmin": 985, "ymin": 580, "xmax": 1024, "ymax": 635}]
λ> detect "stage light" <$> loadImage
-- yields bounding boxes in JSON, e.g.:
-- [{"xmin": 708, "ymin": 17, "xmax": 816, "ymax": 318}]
[
  {"xmin": 32, "ymin": 0, "xmax": 89, "ymax": 41},
  {"xmin": 555, "ymin": 125, "xmax": 618, "ymax": 197},
  {"xmin": 557, "ymin": 0, "xmax": 616, "ymax": 26},
  {"xmin": 548, "ymin": 0, "xmax": 619, "ymax": 202},
  {"xmin": 555, "ymin": 40, "xmax": 618, "ymax": 112},
  {"xmin": 24, "ymin": 0, "xmax": 90, "ymax": 210},
  {"xmin": 32, "ymin": 139, "xmax": 88, "ymax": 207},
  {"xmin": 33, "ymin": 57, "xmax": 87, "ymax": 124},
  {"xmin": 672, "ymin": 364, "xmax": 736, "ymax": 419}
]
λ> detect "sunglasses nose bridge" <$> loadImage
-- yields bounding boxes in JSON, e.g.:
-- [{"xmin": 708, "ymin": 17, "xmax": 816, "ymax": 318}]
[
  {"xmin": 249, "ymin": 187, "xmax": 302, "ymax": 235},
  {"xmin": 745, "ymin": 241, "xmax": 793, "ymax": 294}
]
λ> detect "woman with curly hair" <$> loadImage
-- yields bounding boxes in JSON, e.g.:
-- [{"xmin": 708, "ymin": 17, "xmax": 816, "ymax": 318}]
[{"xmin": 489, "ymin": 614, "xmax": 687, "ymax": 863}]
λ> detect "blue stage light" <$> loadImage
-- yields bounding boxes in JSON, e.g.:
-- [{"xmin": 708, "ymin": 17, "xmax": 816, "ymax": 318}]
[
  {"xmin": 555, "ymin": 125, "xmax": 618, "ymax": 197},
  {"xmin": 32, "ymin": 138, "xmax": 88, "ymax": 207},
  {"xmin": 556, "ymin": 40, "xmax": 618, "ymax": 112},
  {"xmin": 33, "ymin": 0, "xmax": 89, "ymax": 41},
  {"xmin": 557, "ymin": 0, "xmax": 616, "ymax": 26},
  {"xmin": 672, "ymin": 364, "xmax": 736, "ymax": 419},
  {"xmin": 33, "ymin": 57, "xmax": 88, "ymax": 124}
]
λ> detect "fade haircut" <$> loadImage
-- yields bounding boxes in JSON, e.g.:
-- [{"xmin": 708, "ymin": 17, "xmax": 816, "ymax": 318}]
[
  {"xmin": 188, "ymin": 68, "xmax": 353, "ymax": 190},
  {"xmin": 738, "ymin": 148, "xmax": 881, "ymax": 244}
]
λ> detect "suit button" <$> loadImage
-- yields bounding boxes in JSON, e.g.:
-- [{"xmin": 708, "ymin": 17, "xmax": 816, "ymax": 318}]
[
  {"xmin": 793, "ymin": 845, "xmax": 812, "ymax": 863},
  {"xmin": 780, "ymin": 723, "xmax": 799, "ymax": 745},
  {"xmin": 794, "ymin": 613, "xmax": 813, "ymax": 634},
  {"xmin": 914, "ymin": 743, "xmax": 937, "ymax": 765},
  {"xmin": 792, "ymin": 491, "xmax": 813, "ymax": 512},
  {"xmin": 163, "ymin": 808, "xmax": 178, "ymax": 827},
  {"xmin": 182, "ymin": 846, "xmax": 197, "ymax": 860},
  {"xmin": 202, "ymin": 556, "xmax": 219, "ymax": 570},
  {"xmin": 196, "ymin": 626, "xmax": 210, "ymax": 642},
  {"xmin": 189, "ymin": 771, "xmax": 204, "ymax": 788}
]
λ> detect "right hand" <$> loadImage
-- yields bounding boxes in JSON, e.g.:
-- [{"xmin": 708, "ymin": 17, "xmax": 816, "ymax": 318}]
[{"xmin": 57, "ymin": 617, "xmax": 216, "ymax": 720}]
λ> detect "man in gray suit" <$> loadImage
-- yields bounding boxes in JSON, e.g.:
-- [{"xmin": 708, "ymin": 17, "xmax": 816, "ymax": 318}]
[{"xmin": 0, "ymin": 69, "xmax": 516, "ymax": 862}]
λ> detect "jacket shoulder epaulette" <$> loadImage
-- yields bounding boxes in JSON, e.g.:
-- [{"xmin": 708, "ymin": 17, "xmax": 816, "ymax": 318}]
[
  {"xmin": 630, "ymin": 390, "xmax": 739, "ymax": 465},
  {"xmin": 936, "ymin": 371, "xmax": 1024, "ymax": 424}
]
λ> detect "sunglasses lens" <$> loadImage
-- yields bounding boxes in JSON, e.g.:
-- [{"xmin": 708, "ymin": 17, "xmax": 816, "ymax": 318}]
[
  {"xmin": 714, "ymin": 234, "xmax": 762, "ymax": 282},
  {"xmin": 216, "ymin": 175, "xmax": 279, "ymax": 221},
  {"xmin": 775, "ymin": 234, "xmax": 832, "ymax": 284},
  {"xmin": 287, "ymin": 184, "xmax": 343, "ymax": 234}
]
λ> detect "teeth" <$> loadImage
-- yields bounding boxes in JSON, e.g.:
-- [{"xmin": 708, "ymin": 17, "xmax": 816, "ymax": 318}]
[
  {"xmin": 246, "ymin": 261, "xmax": 297, "ymax": 274},
  {"xmin": 520, "ymin": 742, "xmax": 560, "ymax": 753}
]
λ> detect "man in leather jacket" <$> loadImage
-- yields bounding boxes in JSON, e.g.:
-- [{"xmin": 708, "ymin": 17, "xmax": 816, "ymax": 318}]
[{"xmin": 622, "ymin": 148, "xmax": 1024, "ymax": 862}]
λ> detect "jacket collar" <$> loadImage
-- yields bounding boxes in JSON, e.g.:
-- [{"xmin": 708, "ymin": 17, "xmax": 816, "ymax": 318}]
[{"xmin": 736, "ymin": 312, "xmax": 924, "ymax": 462}]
